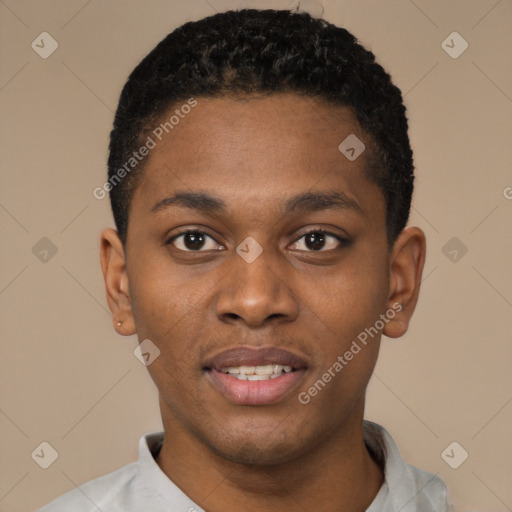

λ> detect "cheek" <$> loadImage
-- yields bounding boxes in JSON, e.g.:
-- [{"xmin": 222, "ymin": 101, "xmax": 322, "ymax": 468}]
[
  {"xmin": 128, "ymin": 267, "xmax": 193, "ymax": 352},
  {"xmin": 303, "ymin": 250, "xmax": 389, "ymax": 391},
  {"xmin": 310, "ymin": 256, "xmax": 389, "ymax": 337},
  {"xmin": 127, "ymin": 256, "xmax": 218, "ymax": 392},
  {"xmin": 129, "ymin": 269, "xmax": 206, "ymax": 399},
  {"xmin": 301, "ymin": 272, "xmax": 386, "ymax": 417}
]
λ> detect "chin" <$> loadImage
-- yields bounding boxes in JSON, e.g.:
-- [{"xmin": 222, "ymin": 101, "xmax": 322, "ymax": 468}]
[
  {"xmin": 216, "ymin": 442, "xmax": 299, "ymax": 466},
  {"xmin": 204, "ymin": 426, "xmax": 314, "ymax": 467}
]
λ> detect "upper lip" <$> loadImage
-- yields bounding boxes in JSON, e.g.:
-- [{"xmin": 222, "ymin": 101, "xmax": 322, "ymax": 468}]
[{"xmin": 203, "ymin": 346, "xmax": 308, "ymax": 371}]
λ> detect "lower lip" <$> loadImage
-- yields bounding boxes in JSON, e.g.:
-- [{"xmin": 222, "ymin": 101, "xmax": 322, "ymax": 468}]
[{"xmin": 207, "ymin": 369, "xmax": 306, "ymax": 406}]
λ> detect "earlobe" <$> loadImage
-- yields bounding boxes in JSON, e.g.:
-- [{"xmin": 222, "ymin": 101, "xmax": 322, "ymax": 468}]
[
  {"xmin": 100, "ymin": 228, "xmax": 137, "ymax": 336},
  {"xmin": 383, "ymin": 227, "xmax": 426, "ymax": 339}
]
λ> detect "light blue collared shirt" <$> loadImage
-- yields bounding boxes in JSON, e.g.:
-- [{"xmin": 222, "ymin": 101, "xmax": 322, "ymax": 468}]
[{"xmin": 37, "ymin": 420, "xmax": 452, "ymax": 511}]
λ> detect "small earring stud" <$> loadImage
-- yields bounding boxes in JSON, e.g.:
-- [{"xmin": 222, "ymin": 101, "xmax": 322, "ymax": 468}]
[{"xmin": 116, "ymin": 320, "xmax": 122, "ymax": 327}]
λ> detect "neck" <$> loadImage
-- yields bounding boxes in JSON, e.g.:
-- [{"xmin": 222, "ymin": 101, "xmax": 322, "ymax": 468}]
[{"xmin": 155, "ymin": 401, "xmax": 383, "ymax": 512}]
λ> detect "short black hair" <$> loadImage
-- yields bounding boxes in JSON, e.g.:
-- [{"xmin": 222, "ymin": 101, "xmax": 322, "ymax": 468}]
[{"xmin": 108, "ymin": 8, "xmax": 414, "ymax": 246}]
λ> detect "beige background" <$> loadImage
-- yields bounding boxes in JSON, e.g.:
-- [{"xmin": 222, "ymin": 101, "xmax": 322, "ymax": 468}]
[{"xmin": 1, "ymin": 0, "xmax": 511, "ymax": 511}]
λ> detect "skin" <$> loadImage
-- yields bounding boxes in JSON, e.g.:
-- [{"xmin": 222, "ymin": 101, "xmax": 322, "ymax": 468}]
[{"xmin": 100, "ymin": 94, "xmax": 426, "ymax": 512}]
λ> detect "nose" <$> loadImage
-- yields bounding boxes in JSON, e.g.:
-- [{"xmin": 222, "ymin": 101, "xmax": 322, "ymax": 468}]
[{"xmin": 214, "ymin": 245, "xmax": 299, "ymax": 327}]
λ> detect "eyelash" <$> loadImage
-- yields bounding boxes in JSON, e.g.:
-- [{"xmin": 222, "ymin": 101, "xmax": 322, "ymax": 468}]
[{"xmin": 166, "ymin": 228, "xmax": 348, "ymax": 253}]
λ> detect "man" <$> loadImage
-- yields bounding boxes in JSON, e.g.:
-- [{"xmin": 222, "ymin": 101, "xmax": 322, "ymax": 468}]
[{"xmin": 38, "ymin": 8, "xmax": 453, "ymax": 511}]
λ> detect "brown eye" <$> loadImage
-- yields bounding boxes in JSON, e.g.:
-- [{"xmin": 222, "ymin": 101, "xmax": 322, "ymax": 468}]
[
  {"xmin": 290, "ymin": 230, "xmax": 345, "ymax": 252},
  {"xmin": 168, "ymin": 230, "xmax": 222, "ymax": 252}
]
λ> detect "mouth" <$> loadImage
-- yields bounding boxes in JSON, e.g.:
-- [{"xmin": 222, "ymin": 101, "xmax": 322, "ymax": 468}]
[
  {"xmin": 218, "ymin": 364, "xmax": 295, "ymax": 380},
  {"xmin": 203, "ymin": 346, "xmax": 308, "ymax": 406}
]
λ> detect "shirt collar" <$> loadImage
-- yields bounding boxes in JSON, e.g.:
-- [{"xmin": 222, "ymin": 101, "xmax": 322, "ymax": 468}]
[
  {"xmin": 136, "ymin": 421, "xmax": 447, "ymax": 511},
  {"xmin": 363, "ymin": 420, "xmax": 449, "ymax": 511},
  {"xmin": 136, "ymin": 431, "xmax": 206, "ymax": 510}
]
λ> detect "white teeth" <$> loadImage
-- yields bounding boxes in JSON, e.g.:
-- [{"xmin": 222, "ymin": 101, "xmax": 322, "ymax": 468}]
[
  {"xmin": 221, "ymin": 364, "xmax": 293, "ymax": 380},
  {"xmin": 255, "ymin": 364, "xmax": 275, "ymax": 375}
]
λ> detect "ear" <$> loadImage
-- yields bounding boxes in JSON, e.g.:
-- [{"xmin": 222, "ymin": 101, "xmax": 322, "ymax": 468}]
[
  {"xmin": 383, "ymin": 226, "xmax": 426, "ymax": 339},
  {"xmin": 100, "ymin": 228, "xmax": 136, "ymax": 336}
]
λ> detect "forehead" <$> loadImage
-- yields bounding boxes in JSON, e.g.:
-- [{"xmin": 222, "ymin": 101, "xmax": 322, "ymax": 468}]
[
  {"xmin": 131, "ymin": 94, "xmax": 383, "ymax": 223},
  {"xmin": 147, "ymin": 94, "xmax": 366, "ymax": 169}
]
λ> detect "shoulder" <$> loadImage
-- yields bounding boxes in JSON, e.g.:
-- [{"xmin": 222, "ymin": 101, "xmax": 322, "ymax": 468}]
[
  {"xmin": 400, "ymin": 459, "xmax": 451, "ymax": 511},
  {"xmin": 363, "ymin": 420, "xmax": 452, "ymax": 512},
  {"xmin": 36, "ymin": 462, "xmax": 138, "ymax": 512},
  {"xmin": 36, "ymin": 431, "xmax": 166, "ymax": 511}
]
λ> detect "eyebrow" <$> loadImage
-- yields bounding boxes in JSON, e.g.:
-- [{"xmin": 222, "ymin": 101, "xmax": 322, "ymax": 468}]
[{"xmin": 150, "ymin": 190, "xmax": 362, "ymax": 216}]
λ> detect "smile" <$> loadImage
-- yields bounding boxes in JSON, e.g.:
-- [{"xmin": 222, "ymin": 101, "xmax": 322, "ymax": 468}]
[
  {"xmin": 203, "ymin": 345, "xmax": 308, "ymax": 405},
  {"xmin": 220, "ymin": 364, "xmax": 294, "ymax": 380}
]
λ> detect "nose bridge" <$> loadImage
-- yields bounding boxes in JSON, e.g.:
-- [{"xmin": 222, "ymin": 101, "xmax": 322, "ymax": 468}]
[{"xmin": 215, "ymin": 239, "xmax": 298, "ymax": 326}]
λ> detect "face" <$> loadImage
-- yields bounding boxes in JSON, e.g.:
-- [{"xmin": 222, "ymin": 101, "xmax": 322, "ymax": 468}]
[{"xmin": 101, "ymin": 94, "xmax": 424, "ymax": 466}]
